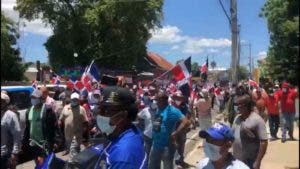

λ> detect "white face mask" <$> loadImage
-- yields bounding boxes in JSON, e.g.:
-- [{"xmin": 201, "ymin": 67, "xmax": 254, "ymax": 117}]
[
  {"xmin": 175, "ymin": 100, "xmax": 182, "ymax": 106},
  {"xmin": 204, "ymin": 141, "xmax": 222, "ymax": 161},
  {"xmin": 96, "ymin": 114, "xmax": 120, "ymax": 135},
  {"xmin": 234, "ymin": 105, "xmax": 239, "ymax": 113},
  {"xmin": 150, "ymin": 101, "xmax": 157, "ymax": 110},
  {"xmin": 282, "ymin": 88, "xmax": 287, "ymax": 92},
  {"xmin": 31, "ymin": 98, "xmax": 40, "ymax": 106}
]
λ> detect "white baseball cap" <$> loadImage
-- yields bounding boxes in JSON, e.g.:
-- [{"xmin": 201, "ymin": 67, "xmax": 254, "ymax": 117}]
[
  {"xmin": 1, "ymin": 92, "xmax": 10, "ymax": 104},
  {"xmin": 71, "ymin": 92, "xmax": 80, "ymax": 99}
]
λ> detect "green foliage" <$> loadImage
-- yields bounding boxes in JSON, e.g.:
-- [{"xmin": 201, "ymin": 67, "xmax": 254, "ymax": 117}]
[
  {"xmin": 191, "ymin": 62, "xmax": 200, "ymax": 77},
  {"xmin": 260, "ymin": 0, "xmax": 299, "ymax": 85},
  {"xmin": 15, "ymin": 0, "xmax": 163, "ymax": 71},
  {"xmin": 210, "ymin": 61, "xmax": 216, "ymax": 69},
  {"xmin": 1, "ymin": 12, "xmax": 27, "ymax": 82},
  {"xmin": 237, "ymin": 66, "xmax": 249, "ymax": 81},
  {"xmin": 228, "ymin": 66, "xmax": 249, "ymax": 81}
]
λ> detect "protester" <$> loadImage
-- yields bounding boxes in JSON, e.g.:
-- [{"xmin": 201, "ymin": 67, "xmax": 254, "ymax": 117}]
[
  {"xmin": 137, "ymin": 97, "xmax": 157, "ymax": 160},
  {"xmin": 1, "ymin": 93, "xmax": 21, "ymax": 169},
  {"xmin": 252, "ymin": 87, "xmax": 268, "ymax": 122},
  {"xmin": 95, "ymin": 86, "xmax": 147, "ymax": 168},
  {"xmin": 194, "ymin": 89, "xmax": 212, "ymax": 131},
  {"xmin": 266, "ymin": 88, "xmax": 280, "ymax": 140},
  {"xmin": 171, "ymin": 90, "xmax": 191, "ymax": 167},
  {"xmin": 88, "ymin": 89, "xmax": 101, "ymax": 115},
  {"xmin": 58, "ymin": 92, "xmax": 88, "ymax": 161},
  {"xmin": 24, "ymin": 89, "xmax": 57, "ymax": 166},
  {"xmin": 277, "ymin": 82, "xmax": 298, "ymax": 142},
  {"xmin": 148, "ymin": 91, "xmax": 190, "ymax": 169},
  {"xmin": 40, "ymin": 86, "xmax": 56, "ymax": 113},
  {"xmin": 197, "ymin": 123, "xmax": 249, "ymax": 169},
  {"xmin": 232, "ymin": 94, "xmax": 268, "ymax": 169}
]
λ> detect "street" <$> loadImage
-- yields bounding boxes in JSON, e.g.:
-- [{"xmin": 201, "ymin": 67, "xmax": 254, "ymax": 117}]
[{"xmin": 17, "ymin": 102, "xmax": 300, "ymax": 169}]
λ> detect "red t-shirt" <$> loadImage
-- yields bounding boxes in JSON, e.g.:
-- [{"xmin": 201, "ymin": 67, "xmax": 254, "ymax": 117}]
[
  {"xmin": 266, "ymin": 95, "xmax": 279, "ymax": 115},
  {"xmin": 278, "ymin": 89, "xmax": 298, "ymax": 113}
]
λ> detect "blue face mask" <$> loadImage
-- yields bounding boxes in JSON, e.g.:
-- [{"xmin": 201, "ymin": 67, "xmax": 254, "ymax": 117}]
[
  {"xmin": 96, "ymin": 112, "xmax": 122, "ymax": 135},
  {"xmin": 31, "ymin": 98, "xmax": 40, "ymax": 106},
  {"xmin": 204, "ymin": 141, "xmax": 222, "ymax": 161},
  {"xmin": 70, "ymin": 100, "xmax": 79, "ymax": 107}
]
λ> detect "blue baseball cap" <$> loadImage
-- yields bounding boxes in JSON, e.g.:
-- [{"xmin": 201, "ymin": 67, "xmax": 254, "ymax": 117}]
[{"xmin": 199, "ymin": 123, "xmax": 234, "ymax": 141}]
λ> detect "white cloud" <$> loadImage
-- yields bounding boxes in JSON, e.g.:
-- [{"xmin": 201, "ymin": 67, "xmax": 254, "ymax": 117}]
[
  {"xmin": 171, "ymin": 45, "xmax": 179, "ymax": 50},
  {"xmin": 1, "ymin": 0, "xmax": 53, "ymax": 36},
  {"xmin": 207, "ymin": 48, "xmax": 219, "ymax": 53},
  {"xmin": 149, "ymin": 25, "xmax": 185, "ymax": 44},
  {"xmin": 183, "ymin": 38, "xmax": 231, "ymax": 54},
  {"xmin": 150, "ymin": 25, "xmax": 231, "ymax": 55},
  {"xmin": 258, "ymin": 51, "xmax": 267, "ymax": 59}
]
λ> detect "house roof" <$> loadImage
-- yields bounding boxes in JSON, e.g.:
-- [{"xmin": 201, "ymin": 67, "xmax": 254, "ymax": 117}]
[{"xmin": 146, "ymin": 52, "xmax": 174, "ymax": 71}]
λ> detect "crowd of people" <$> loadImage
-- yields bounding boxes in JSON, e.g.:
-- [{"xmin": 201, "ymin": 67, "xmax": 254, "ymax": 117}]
[{"xmin": 1, "ymin": 77, "xmax": 299, "ymax": 169}]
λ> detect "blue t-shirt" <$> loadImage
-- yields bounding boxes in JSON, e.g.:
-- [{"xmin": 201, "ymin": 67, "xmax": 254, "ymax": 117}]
[
  {"xmin": 152, "ymin": 105, "xmax": 184, "ymax": 149},
  {"xmin": 100, "ymin": 126, "xmax": 147, "ymax": 169}
]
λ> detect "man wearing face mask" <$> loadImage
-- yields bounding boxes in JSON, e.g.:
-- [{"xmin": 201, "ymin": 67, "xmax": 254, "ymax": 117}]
[
  {"xmin": 194, "ymin": 89, "xmax": 212, "ymax": 131},
  {"xmin": 266, "ymin": 88, "xmax": 280, "ymax": 141},
  {"xmin": 137, "ymin": 97, "xmax": 158, "ymax": 160},
  {"xmin": 277, "ymin": 82, "xmax": 298, "ymax": 142},
  {"xmin": 24, "ymin": 89, "xmax": 57, "ymax": 166},
  {"xmin": 149, "ymin": 91, "xmax": 190, "ymax": 169},
  {"xmin": 95, "ymin": 86, "xmax": 147, "ymax": 169},
  {"xmin": 59, "ymin": 92, "xmax": 88, "ymax": 161},
  {"xmin": 88, "ymin": 89, "xmax": 101, "ymax": 115},
  {"xmin": 198, "ymin": 123, "xmax": 249, "ymax": 169},
  {"xmin": 1, "ymin": 92, "xmax": 21, "ymax": 169},
  {"xmin": 171, "ymin": 90, "xmax": 191, "ymax": 167},
  {"xmin": 232, "ymin": 94, "xmax": 268, "ymax": 169}
]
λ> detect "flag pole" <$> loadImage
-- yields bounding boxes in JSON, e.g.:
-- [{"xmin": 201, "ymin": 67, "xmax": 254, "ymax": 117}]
[{"xmin": 148, "ymin": 56, "xmax": 191, "ymax": 86}]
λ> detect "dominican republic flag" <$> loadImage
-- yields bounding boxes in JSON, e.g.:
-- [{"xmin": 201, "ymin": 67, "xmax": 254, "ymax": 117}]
[
  {"xmin": 66, "ymin": 79, "xmax": 85, "ymax": 91},
  {"xmin": 200, "ymin": 56, "xmax": 208, "ymax": 81},
  {"xmin": 81, "ymin": 60, "xmax": 100, "ymax": 91},
  {"xmin": 171, "ymin": 57, "xmax": 192, "ymax": 99},
  {"xmin": 50, "ymin": 74, "xmax": 61, "ymax": 85},
  {"xmin": 248, "ymin": 79, "xmax": 259, "ymax": 88}
]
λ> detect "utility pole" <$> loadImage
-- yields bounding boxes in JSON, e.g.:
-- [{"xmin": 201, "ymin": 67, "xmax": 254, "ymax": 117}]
[
  {"xmin": 249, "ymin": 43, "xmax": 252, "ymax": 79},
  {"xmin": 230, "ymin": 0, "xmax": 238, "ymax": 83},
  {"xmin": 237, "ymin": 24, "xmax": 241, "ymax": 81}
]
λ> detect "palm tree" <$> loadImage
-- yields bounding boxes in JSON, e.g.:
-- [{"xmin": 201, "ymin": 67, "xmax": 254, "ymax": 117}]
[{"xmin": 210, "ymin": 61, "xmax": 216, "ymax": 70}]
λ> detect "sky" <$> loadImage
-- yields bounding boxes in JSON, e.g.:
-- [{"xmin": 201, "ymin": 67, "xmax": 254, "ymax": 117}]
[{"xmin": 2, "ymin": 0, "xmax": 269, "ymax": 69}]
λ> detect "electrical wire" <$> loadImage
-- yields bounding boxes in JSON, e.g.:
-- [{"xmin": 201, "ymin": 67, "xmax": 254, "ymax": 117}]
[{"xmin": 218, "ymin": 0, "xmax": 231, "ymax": 25}]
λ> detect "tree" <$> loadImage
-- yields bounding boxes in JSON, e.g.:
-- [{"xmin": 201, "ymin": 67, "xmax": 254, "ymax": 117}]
[
  {"xmin": 191, "ymin": 62, "xmax": 200, "ymax": 77},
  {"xmin": 210, "ymin": 61, "xmax": 216, "ymax": 70},
  {"xmin": 228, "ymin": 66, "xmax": 249, "ymax": 81},
  {"xmin": 237, "ymin": 66, "xmax": 249, "ymax": 81},
  {"xmin": 1, "ymin": 12, "xmax": 27, "ymax": 82},
  {"xmin": 15, "ymin": 0, "xmax": 163, "ymax": 72},
  {"xmin": 260, "ymin": 0, "xmax": 299, "ymax": 85}
]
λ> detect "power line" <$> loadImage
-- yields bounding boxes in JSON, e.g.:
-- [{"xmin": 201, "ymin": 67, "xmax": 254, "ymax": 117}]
[{"xmin": 218, "ymin": 0, "xmax": 231, "ymax": 25}]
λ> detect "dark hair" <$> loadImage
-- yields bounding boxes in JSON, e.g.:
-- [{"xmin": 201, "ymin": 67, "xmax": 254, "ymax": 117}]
[
  {"xmin": 237, "ymin": 94, "xmax": 254, "ymax": 111},
  {"xmin": 156, "ymin": 91, "xmax": 169, "ymax": 101}
]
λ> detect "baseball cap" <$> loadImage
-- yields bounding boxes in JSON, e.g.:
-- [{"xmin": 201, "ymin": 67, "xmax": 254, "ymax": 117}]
[
  {"xmin": 71, "ymin": 92, "xmax": 80, "ymax": 99},
  {"xmin": 1, "ymin": 92, "xmax": 10, "ymax": 104},
  {"xmin": 199, "ymin": 123, "xmax": 234, "ymax": 141},
  {"xmin": 282, "ymin": 82, "xmax": 290, "ymax": 88},
  {"xmin": 31, "ymin": 89, "xmax": 43, "ymax": 98},
  {"xmin": 101, "ymin": 86, "xmax": 136, "ymax": 107},
  {"xmin": 200, "ymin": 89, "xmax": 209, "ymax": 98},
  {"xmin": 93, "ymin": 89, "xmax": 101, "ymax": 95}
]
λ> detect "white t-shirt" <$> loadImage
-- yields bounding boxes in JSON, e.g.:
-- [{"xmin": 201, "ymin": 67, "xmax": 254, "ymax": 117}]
[
  {"xmin": 197, "ymin": 157, "xmax": 249, "ymax": 169},
  {"xmin": 137, "ymin": 107, "xmax": 155, "ymax": 138}
]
